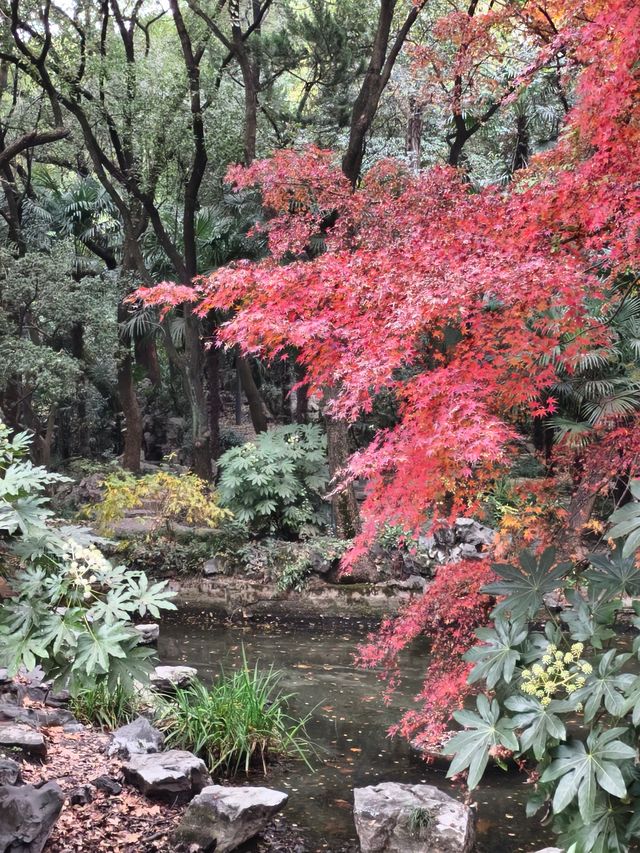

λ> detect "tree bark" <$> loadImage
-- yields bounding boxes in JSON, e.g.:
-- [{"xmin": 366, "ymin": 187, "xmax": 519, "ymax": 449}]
[
  {"xmin": 117, "ymin": 302, "xmax": 143, "ymax": 473},
  {"xmin": 325, "ymin": 412, "xmax": 361, "ymax": 538},
  {"xmin": 237, "ymin": 355, "xmax": 268, "ymax": 433}
]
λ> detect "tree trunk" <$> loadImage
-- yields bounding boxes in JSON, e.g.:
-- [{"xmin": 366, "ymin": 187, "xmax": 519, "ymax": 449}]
[
  {"xmin": 184, "ymin": 308, "xmax": 212, "ymax": 479},
  {"xmin": 135, "ymin": 336, "xmax": 162, "ymax": 386},
  {"xmin": 237, "ymin": 355, "xmax": 268, "ymax": 433},
  {"xmin": 205, "ymin": 332, "xmax": 222, "ymax": 461},
  {"xmin": 117, "ymin": 303, "xmax": 143, "ymax": 473},
  {"xmin": 406, "ymin": 96, "xmax": 423, "ymax": 173},
  {"xmin": 325, "ymin": 412, "xmax": 361, "ymax": 538}
]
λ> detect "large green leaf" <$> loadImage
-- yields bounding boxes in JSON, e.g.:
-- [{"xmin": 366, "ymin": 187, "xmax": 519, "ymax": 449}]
[
  {"xmin": 505, "ymin": 694, "xmax": 572, "ymax": 760},
  {"xmin": 445, "ymin": 695, "xmax": 518, "ymax": 789},
  {"xmin": 608, "ymin": 481, "xmax": 640, "ymax": 557},
  {"xmin": 465, "ymin": 617, "xmax": 528, "ymax": 688},
  {"xmin": 572, "ymin": 649, "xmax": 634, "ymax": 722},
  {"xmin": 585, "ymin": 547, "xmax": 640, "ymax": 599},
  {"xmin": 482, "ymin": 547, "xmax": 571, "ymax": 620},
  {"xmin": 560, "ymin": 589, "xmax": 618, "ymax": 648},
  {"xmin": 541, "ymin": 729, "xmax": 635, "ymax": 823}
]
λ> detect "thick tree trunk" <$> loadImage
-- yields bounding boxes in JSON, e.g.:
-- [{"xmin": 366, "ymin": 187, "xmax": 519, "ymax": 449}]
[
  {"xmin": 184, "ymin": 308, "xmax": 212, "ymax": 479},
  {"xmin": 135, "ymin": 336, "xmax": 162, "ymax": 387},
  {"xmin": 237, "ymin": 355, "xmax": 268, "ymax": 433},
  {"xmin": 325, "ymin": 412, "xmax": 361, "ymax": 539},
  {"xmin": 205, "ymin": 332, "xmax": 222, "ymax": 461}
]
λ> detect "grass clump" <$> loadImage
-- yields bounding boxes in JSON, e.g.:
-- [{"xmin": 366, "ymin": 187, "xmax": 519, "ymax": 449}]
[
  {"xmin": 156, "ymin": 655, "xmax": 312, "ymax": 775},
  {"xmin": 407, "ymin": 806, "xmax": 434, "ymax": 835},
  {"xmin": 71, "ymin": 679, "xmax": 142, "ymax": 729}
]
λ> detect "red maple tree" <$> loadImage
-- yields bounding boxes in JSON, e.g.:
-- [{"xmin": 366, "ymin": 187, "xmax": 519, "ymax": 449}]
[{"xmin": 138, "ymin": 0, "xmax": 640, "ymax": 747}]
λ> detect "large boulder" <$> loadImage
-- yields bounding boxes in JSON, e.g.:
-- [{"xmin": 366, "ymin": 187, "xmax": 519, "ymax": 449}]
[
  {"xmin": 149, "ymin": 665, "xmax": 197, "ymax": 693},
  {"xmin": 108, "ymin": 716, "xmax": 164, "ymax": 758},
  {"xmin": 0, "ymin": 725, "xmax": 46, "ymax": 757},
  {"xmin": 0, "ymin": 781, "xmax": 64, "ymax": 853},
  {"xmin": 122, "ymin": 750, "xmax": 210, "ymax": 802},
  {"xmin": 173, "ymin": 785, "xmax": 288, "ymax": 852},
  {"xmin": 353, "ymin": 783, "xmax": 475, "ymax": 853},
  {"xmin": 0, "ymin": 704, "xmax": 74, "ymax": 729}
]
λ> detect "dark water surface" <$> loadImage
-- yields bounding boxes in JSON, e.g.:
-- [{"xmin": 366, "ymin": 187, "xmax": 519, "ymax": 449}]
[{"xmin": 158, "ymin": 609, "xmax": 555, "ymax": 853}]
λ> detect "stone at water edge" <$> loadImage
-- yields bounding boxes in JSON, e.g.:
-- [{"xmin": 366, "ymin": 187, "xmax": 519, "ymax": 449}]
[
  {"xmin": 108, "ymin": 715, "xmax": 165, "ymax": 758},
  {"xmin": 149, "ymin": 665, "xmax": 198, "ymax": 692},
  {"xmin": 0, "ymin": 758, "xmax": 21, "ymax": 785},
  {"xmin": 172, "ymin": 785, "xmax": 289, "ymax": 853},
  {"xmin": 0, "ymin": 781, "xmax": 64, "ymax": 853},
  {"xmin": 91, "ymin": 775, "xmax": 122, "ymax": 795},
  {"xmin": 0, "ymin": 724, "xmax": 47, "ymax": 757},
  {"xmin": 134, "ymin": 623, "xmax": 160, "ymax": 645},
  {"xmin": 353, "ymin": 782, "xmax": 475, "ymax": 853},
  {"xmin": 122, "ymin": 749, "xmax": 211, "ymax": 802}
]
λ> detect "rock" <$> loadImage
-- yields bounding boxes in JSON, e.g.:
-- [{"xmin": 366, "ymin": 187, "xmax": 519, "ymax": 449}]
[
  {"xmin": 108, "ymin": 716, "xmax": 164, "ymax": 758},
  {"xmin": 69, "ymin": 785, "xmax": 93, "ymax": 806},
  {"xmin": 91, "ymin": 775, "xmax": 122, "ymax": 796},
  {"xmin": 0, "ymin": 781, "xmax": 64, "ymax": 853},
  {"xmin": 173, "ymin": 785, "xmax": 288, "ymax": 852},
  {"xmin": 149, "ymin": 665, "xmax": 197, "ymax": 692},
  {"xmin": 0, "ymin": 704, "xmax": 75, "ymax": 728},
  {"xmin": 62, "ymin": 722, "xmax": 85, "ymax": 734},
  {"xmin": 45, "ymin": 688, "xmax": 71, "ymax": 708},
  {"xmin": 0, "ymin": 724, "xmax": 46, "ymax": 757},
  {"xmin": 353, "ymin": 782, "xmax": 475, "ymax": 853},
  {"xmin": 122, "ymin": 750, "xmax": 210, "ymax": 801},
  {"xmin": 134, "ymin": 623, "xmax": 160, "ymax": 645},
  {"xmin": 0, "ymin": 759, "xmax": 21, "ymax": 785},
  {"xmin": 203, "ymin": 557, "xmax": 225, "ymax": 577},
  {"xmin": 530, "ymin": 849, "xmax": 563, "ymax": 853}
]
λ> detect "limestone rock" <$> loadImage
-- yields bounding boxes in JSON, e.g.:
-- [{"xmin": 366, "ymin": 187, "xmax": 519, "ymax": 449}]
[
  {"xmin": 353, "ymin": 782, "xmax": 475, "ymax": 853},
  {"xmin": 0, "ymin": 759, "xmax": 21, "ymax": 786},
  {"xmin": 0, "ymin": 704, "xmax": 74, "ymax": 729},
  {"xmin": 0, "ymin": 724, "xmax": 46, "ymax": 757},
  {"xmin": 149, "ymin": 665, "xmax": 197, "ymax": 692},
  {"xmin": 122, "ymin": 749, "xmax": 210, "ymax": 801},
  {"xmin": 134, "ymin": 624, "xmax": 160, "ymax": 645},
  {"xmin": 203, "ymin": 557, "xmax": 225, "ymax": 577},
  {"xmin": 109, "ymin": 716, "xmax": 164, "ymax": 758},
  {"xmin": 173, "ymin": 785, "xmax": 288, "ymax": 852},
  {"xmin": 0, "ymin": 781, "xmax": 64, "ymax": 853}
]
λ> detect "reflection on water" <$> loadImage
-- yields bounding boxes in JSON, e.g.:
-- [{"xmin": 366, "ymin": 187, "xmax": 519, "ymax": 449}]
[{"xmin": 158, "ymin": 609, "xmax": 554, "ymax": 853}]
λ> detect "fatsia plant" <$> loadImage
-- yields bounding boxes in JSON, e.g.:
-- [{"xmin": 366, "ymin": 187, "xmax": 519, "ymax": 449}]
[
  {"xmin": 0, "ymin": 423, "xmax": 176, "ymax": 691},
  {"xmin": 446, "ymin": 541, "xmax": 640, "ymax": 853},
  {"xmin": 217, "ymin": 424, "xmax": 329, "ymax": 538}
]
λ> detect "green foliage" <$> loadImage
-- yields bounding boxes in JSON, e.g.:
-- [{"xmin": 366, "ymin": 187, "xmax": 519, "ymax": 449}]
[
  {"xmin": 0, "ymin": 424, "xmax": 176, "ymax": 692},
  {"xmin": 407, "ymin": 806, "xmax": 434, "ymax": 835},
  {"xmin": 608, "ymin": 480, "xmax": 640, "ymax": 556},
  {"xmin": 447, "ymin": 536, "xmax": 640, "ymax": 852},
  {"xmin": 88, "ymin": 469, "xmax": 230, "ymax": 534},
  {"xmin": 71, "ymin": 679, "xmax": 141, "ymax": 729},
  {"xmin": 114, "ymin": 535, "xmax": 213, "ymax": 578},
  {"xmin": 156, "ymin": 657, "xmax": 312, "ymax": 775},
  {"xmin": 217, "ymin": 424, "xmax": 329, "ymax": 537}
]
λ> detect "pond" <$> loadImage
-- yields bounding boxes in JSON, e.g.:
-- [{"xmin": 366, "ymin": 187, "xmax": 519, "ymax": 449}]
[{"xmin": 158, "ymin": 608, "xmax": 555, "ymax": 853}]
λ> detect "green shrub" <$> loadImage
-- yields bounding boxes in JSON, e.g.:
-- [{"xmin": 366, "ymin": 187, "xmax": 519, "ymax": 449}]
[
  {"xmin": 217, "ymin": 424, "xmax": 328, "ymax": 537},
  {"xmin": 0, "ymin": 423, "xmax": 176, "ymax": 692},
  {"xmin": 156, "ymin": 656, "xmax": 312, "ymax": 775},
  {"xmin": 71, "ymin": 679, "xmax": 141, "ymax": 729},
  {"xmin": 447, "ymin": 537, "xmax": 640, "ymax": 853}
]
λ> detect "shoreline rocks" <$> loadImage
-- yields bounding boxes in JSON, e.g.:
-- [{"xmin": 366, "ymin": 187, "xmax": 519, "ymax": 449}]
[
  {"xmin": 108, "ymin": 716, "xmax": 164, "ymax": 758},
  {"xmin": 122, "ymin": 749, "xmax": 211, "ymax": 801},
  {"xmin": 173, "ymin": 785, "xmax": 288, "ymax": 852},
  {"xmin": 0, "ymin": 781, "xmax": 64, "ymax": 853},
  {"xmin": 353, "ymin": 782, "xmax": 475, "ymax": 853}
]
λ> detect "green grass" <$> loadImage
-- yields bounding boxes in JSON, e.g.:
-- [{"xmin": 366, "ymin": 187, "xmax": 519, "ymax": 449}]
[
  {"xmin": 71, "ymin": 679, "xmax": 141, "ymax": 729},
  {"xmin": 155, "ymin": 654, "xmax": 313, "ymax": 775}
]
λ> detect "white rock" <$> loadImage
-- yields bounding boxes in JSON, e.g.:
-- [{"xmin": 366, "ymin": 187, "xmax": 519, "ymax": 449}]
[
  {"xmin": 353, "ymin": 782, "xmax": 474, "ymax": 853},
  {"xmin": 173, "ymin": 785, "xmax": 288, "ymax": 852},
  {"xmin": 122, "ymin": 750, "xmax": 210, "ymax": 801},
  {"xmin": 149, "ymin": 665, "xmax": 197, "ymax": 692},
  {"xmin": 134, "ymin": 623, "xmax": 160, "ymax": 645},
  {"xmin": 108, "ymin": 716, "xmax": 164, "ymax": 758}
]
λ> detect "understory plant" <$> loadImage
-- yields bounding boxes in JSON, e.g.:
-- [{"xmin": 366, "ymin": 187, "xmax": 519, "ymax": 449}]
[
  {"xmin": 88, "ymin": 469, "xmax": 230, "ymax": 534},
  {"xmin": 217, "ymin": 424, "xmax": 328, "ymax": 537},
  {"xmin": 446, "ymin": 541, "xmax": 640, "ymax": 853},
  {"xmin": 156, "ymin": 656, "xmax": 312, "ymax": 775},
  {"xmin": 71, "ymin": 679, "xmax": 142, "ymax": 729},
  {"xmin": 0, "ymin": 423, "xmax": 176, "ymax": 691}
]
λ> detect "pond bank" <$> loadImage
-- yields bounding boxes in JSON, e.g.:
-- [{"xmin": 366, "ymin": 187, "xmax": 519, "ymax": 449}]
[{"xmin": 157, "ymin": 606, "xmax": 557, "ymax": 853}]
